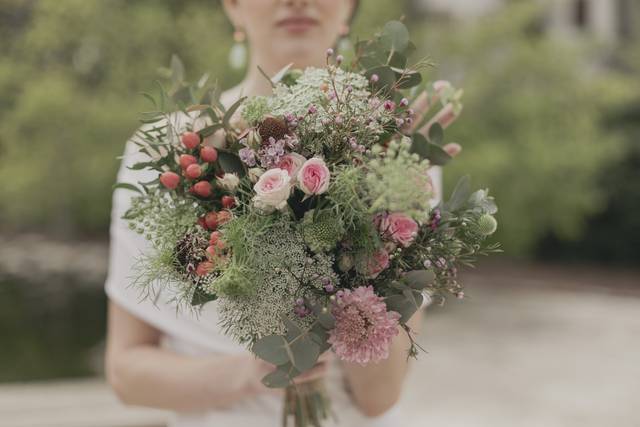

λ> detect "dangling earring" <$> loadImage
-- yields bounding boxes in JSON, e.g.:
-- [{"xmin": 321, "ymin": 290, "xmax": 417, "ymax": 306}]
[
  {"xmin": 336, "ymin": 23, "xmax": 352, "ymax": 56},
  {"xmin": 228, "ymin": 29, "xmax": 247, "ymax": 71}
]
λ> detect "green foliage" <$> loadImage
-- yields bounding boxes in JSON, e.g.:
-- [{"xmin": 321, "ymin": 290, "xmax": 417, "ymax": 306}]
[
  {"xmin": 300, "ymin": 209, "xmax": 345, "ymax": 253},
  {"xmin": 0, "ymin": 0, "xmax": 234, "ymax": 236}
]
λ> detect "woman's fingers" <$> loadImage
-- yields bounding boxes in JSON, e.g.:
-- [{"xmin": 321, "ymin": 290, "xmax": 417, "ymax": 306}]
[
  {"xmin": 292, "ymin": 357, "xmax": 332, "ymax": 385},
  {"xmin": 417, "ymin": 103, "xmax": 462, "ymax": 136},
  {"xmin": 443, "ymin": 142, "xmax": 462, "ymax": 158},
  {"xmin": 406, "ymin": 91, "xmax": 430, "ymax": 133}
]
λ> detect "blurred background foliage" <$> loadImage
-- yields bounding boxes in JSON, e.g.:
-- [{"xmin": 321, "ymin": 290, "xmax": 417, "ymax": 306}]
[{"xmin": 0, "ymin": 0, "xmax": 637, "ymax": 255}]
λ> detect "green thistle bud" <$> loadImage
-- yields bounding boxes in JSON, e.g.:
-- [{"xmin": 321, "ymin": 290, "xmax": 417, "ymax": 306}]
[
  {"xmin": 477, "ymin": 214, "xmax": 498, "ymax": 236},
  {"xmin": 301, "ymin": 210, "xmax": 345, "ymax": 253}
]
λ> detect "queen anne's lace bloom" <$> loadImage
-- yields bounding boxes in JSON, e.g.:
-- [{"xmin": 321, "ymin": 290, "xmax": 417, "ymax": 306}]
[{"xmin": 328, "ymin": 286, "xmax": 400, "ymax": 364}]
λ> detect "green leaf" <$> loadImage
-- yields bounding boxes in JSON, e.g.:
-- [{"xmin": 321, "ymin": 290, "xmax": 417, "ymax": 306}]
[
  {"xmin": 311, "ymin": 304, "xmax": 335, "ymax": 329},
  {"xmin": 170, "ymin": 54, "xmax": 185, "ymax": 85},
  {"xmin": 381, "ymin": 21, "xmax": 410, "ymax": 53},
  {"xmin": 222, "ymin": 96, "xmax": 246, "ymax": 129},
  {"xmin": 112, "ymin": 182, "xmax": 143, "ymax": 194},
  {"xmin": 282, "ymin": 317, "xmax": 320, "ymax": 371},
  {"xmin": 190, "ymin": 287, "xmax": 217, "ymax": 306},
  {"xmin": 404, "ymin": 270, "xmax": 436, "ymax": 290},
  {"xmin": 428, "ymin": 123, "xmax": 444, "ymax": 145},
  {"xmin": 252, "ymin": 335, "xmax": 290, "ymax": 365},
  {"xmin": 446, "ymin": 175, "xmax": 472, "ymax": 211},
  {"xmin": 395, "ymin": 70, "xmax": 422, "ymax": 89},
  {"xmin": 410, "ymin": 133, "xmax": 429, "ymax": 159},
  {"xmin": 128, "ymin": 161, "xmax": 158, "ymax": 170},
  {"xmin": 310, "ymin": 323, "xmax": 331, "ymax": 353},
  {"xmin": 289, "ymin": 334, "xmax": 320, "ymax": 371},
  {"xmin": 197, "ymin": 123, "xmax": 223, "ymax": 138},
  {"xmin": 261, "ymin": 366, "xmax": 294, "ymax": 388},
  {"xmin": 365, "ymin": 66, "xmax": 396, "ymax": 91},
  {"xmin": 388, "ymin": 51, "xmax": 407, "ymax": 68},
  {"xmin": 385, "ymin": 290, "xmax": 424, "ymax": 323},
  {"xmin": 217, "ymin": 151, "xmax": 246, "ymax": 177}
]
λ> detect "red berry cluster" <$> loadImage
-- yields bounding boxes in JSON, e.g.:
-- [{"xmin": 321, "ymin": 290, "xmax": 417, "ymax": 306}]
[
  {"xmin": 159, "ymin": 131, "xmax": 220, "ymax": 197},
  {"xmin": 194, "ymin": 212, "xmax": 231, "ymax": 276}
]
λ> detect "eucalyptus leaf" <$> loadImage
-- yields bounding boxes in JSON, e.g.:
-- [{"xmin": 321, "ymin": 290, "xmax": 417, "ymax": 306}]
[
  {"xmin": 261, "ymin": 362, "xmax": 301, "ymax": 388},
  {"xmin": 425, "ymin": 142, "xmax": 452, "ymax": 166},
  {"xmin": 404, "ymin": 270, "xmax": 435, "ymax": 290},
  {"xmin": 311, "ymin": 305, "xmax": 335, "ymax": 329},
  {"xmin": 217, "ymin": 151, "xmax": 246, "ymax": 177},
  {"xmin": 395, "ymin": 70, "xmax": 422, "ymax": 89},
  {"xmin": 381, "ymin": 20, "xmax": 410, "ymax": 53},
  {"xmin": 365, "ymin": 66, "xmax": 396, "ymax": 91},
  {"xmin": 446, "ymin": 175, "xmax": 472, "ymax": 212},
  {"xmin": 261, "ymin": 367, "xmax": 292, "ymax": 388},
  {"xmin": 428, "ymin": 123, "xmax": 444, "ymax": 146},
  {"xmin": 252, "ymin": 335, "xmax": 290, "ymax": 365},
  {"xmin": 310, "ymin": 323, "xmax": 331, "ymax": 352},
  {"xmin": 289, "ymin": 334, "xmax": 320, "ymax": 372},
  {"xmin": 385, "ymin": 290, "xmax": 424, "ymax": 323}
]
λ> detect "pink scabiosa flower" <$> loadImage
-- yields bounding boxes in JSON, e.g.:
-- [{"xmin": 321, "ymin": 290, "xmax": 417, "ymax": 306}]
[{"xmin": 328, "ymin": 286, "xmax": 400, "ymax": 365}]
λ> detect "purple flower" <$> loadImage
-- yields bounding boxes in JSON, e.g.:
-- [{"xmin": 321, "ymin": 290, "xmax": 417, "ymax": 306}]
[
  {"xmin": 328, "ymin": 286, "xmax": 400, "ymax": 365},
  {"xmin": 239, "ymin": 147, "xmax": 256, "ymax": 167}
]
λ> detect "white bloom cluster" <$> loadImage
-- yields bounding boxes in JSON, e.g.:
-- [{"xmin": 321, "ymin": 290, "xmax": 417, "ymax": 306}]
[
  {"xmin": 217, "ymin": 218, "xmax": 337, "ymax": 344},
  {"xmin": 269, "ymin": 67, "xmax": 385, "ymax": 134}
]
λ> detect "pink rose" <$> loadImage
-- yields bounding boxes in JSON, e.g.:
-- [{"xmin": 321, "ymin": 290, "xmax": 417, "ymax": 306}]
[
  {"xmin": 276, "ymin": 152, "xmax": 307, "ymax": 179},
  {"xmin": 356, "ymin": 248, "xmax": 390, "ymax": 279},
  {"xmin": 252, "ymin": 168, "xmax": 292, "ymax": 211},
  {"xmin": 379, "ymin": 212, "xmax": 419, "ymax": 247},
  {"xmin": 297, "ymin": 157, "xmax": 330, "ymax": 195}
]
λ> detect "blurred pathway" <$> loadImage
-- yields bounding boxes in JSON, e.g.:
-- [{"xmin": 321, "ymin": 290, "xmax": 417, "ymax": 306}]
[
  {"xmin": 0, "ymin": 263, "xmax": 638, "ymax": 427},
  {"xmin": 400, "ymin": 267, "xmax": 640, "ymax": 427}
]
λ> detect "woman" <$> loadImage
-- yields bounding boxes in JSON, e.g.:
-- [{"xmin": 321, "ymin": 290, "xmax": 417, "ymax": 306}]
[{"xmin": 105, "ymin": 1, "xmax": 453, "ymax": 425}]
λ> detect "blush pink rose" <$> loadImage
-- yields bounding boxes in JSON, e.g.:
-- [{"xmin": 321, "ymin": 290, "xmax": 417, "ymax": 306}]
[
  {"xmin": 379, "ymin": 212, "xmax": 419, "ymax": 247},
  {"xmin": 297, "ymin": 157, "xmax": 330, "ymax": 195},
  {"xmin": 276, "ymin": 152, "xmax": 307, "ymax": 179},
  {"xmin": 252, "ymin": 168, "xmax": 292, "ymax": 211}
]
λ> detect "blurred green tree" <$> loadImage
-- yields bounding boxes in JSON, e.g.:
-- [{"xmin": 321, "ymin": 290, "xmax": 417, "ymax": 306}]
[
  {"xmin": 0, "ymin": 0, "xmax": 400, "ymax": 237},
  {"xmin": 409, "ymin": 3, "xmax": 635, "ymax": 256}
]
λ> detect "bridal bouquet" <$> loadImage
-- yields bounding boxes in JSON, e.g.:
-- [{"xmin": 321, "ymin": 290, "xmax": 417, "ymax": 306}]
[{"xmin": 118, "ymin": 21, "xmax": 499, "ymax": 426}]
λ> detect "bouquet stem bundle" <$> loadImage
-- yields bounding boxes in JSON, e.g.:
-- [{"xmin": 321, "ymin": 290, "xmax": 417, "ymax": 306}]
[{"xmin": 283, "ymin": 379, "xmax": 332, "ymax": 427}]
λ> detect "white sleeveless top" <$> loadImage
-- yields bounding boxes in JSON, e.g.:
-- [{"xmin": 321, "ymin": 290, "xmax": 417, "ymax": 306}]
[{"xmin": 104, "ymin": 111, "xmax": 441, "ymax": 427}]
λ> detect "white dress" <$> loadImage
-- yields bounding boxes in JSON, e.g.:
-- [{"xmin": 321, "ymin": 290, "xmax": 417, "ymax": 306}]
[{"xmin": 104, "ymin": 111, "xmax": 441, "ymax": 427}]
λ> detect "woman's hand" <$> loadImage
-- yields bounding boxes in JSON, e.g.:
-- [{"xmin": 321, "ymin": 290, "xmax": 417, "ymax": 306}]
[{"xmin": 405, "ymin": 81, "xmax": 463, "ymax": 158}]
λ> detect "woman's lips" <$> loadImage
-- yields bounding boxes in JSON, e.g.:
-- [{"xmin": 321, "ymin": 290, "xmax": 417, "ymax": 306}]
[{"xmin": 276, "ymin": 16, "xmax": 319, "ymax": 33}]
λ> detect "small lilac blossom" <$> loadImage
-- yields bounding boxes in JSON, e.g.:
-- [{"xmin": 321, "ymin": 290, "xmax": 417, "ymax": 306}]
[{"xmin": 239, "ymin": 147, "xmax": 256, "ymax": 167}]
